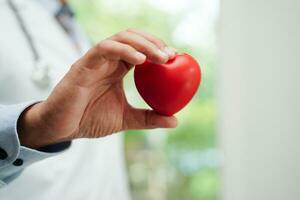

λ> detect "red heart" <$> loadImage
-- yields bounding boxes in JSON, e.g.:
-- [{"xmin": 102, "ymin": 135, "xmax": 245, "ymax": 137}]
[{"xmin": 134, "ymin": 53, "xmax": 201, "ymax": 116}]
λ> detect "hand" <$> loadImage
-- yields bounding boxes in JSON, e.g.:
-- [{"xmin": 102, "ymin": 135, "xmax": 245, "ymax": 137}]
[{"xmin": 18, "ymin": 29, "xmax": 178, "ymax": 149}]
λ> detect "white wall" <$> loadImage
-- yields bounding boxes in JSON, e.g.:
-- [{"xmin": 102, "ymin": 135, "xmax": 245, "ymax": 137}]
[{"xmin": 219, "ymin": 0, "xmax": 300, "ymax": 200}]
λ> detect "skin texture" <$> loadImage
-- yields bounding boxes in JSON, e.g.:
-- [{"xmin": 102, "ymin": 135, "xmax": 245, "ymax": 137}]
[{"xmin": 18, "ymin": 29, "xmax": 178, "ymax": 149}]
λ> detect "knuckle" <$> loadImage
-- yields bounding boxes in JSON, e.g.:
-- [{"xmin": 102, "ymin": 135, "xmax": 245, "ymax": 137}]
[
  {"xmin": 118, "ymin": 44, "xmax": 130, "ymax": 54},
  {"xmin": 140, "ymin": 41, "xmax": 158, "ymax": 52},
  {"xmin": 96, "ymin": 40, "xmax": 109, "ymax": 50},
  {"xmin": 114, "ymin": 32, "xmax": 122, "ymax": 38},
  {"xmin": 119, "ymin": 47, "xmax": 128, "ymax": 55},
  {"xmin": 126, "ymin": 47, "xmax": 137, "ymax": 56},
  {"xmin": 126, "ymin": 28, "xmax": 138, "ymax": 32},
  {"xmin": 138, "ymin": 44, "xmax": 149, "ymax": 53},
  {"xmin": 153, "ymin": 38, "xmax": 166, "ymax": 47},
  {"xmin": 158, "ymin": 39, "xmax": 166, "ymax": 46},
  {"xmin": 114, "ymin": 31, "xmax": 128, "ymax": 41}
]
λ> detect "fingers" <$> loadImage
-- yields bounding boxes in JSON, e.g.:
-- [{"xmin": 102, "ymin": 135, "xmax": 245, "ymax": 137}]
[
  {"xmin": 111, "ymin": 31, "xmax": 169, "ymax": 64},
  {"xmin": 96, "ymin": 40, "xmax": 146, "ymax": 65},
  {"xmin": 127, "ymin": 28, "xmax": 167, "ymax": 49},
  {"xmin": 124, "ymin": 107, "xmax": 178, "ymax": 130},
  {"xmin": 127, "ymin": 28, "xmax": 176, "ymax": 59},
  {"xmin": 89, "ymin": 29, "xmax": 176, "ymax": 67}
]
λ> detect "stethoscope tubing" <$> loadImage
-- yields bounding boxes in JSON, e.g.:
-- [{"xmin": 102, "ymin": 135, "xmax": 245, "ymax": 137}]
[{"xmin": 6, "ymin": 0, "xmax": 40, "ymax": 62}]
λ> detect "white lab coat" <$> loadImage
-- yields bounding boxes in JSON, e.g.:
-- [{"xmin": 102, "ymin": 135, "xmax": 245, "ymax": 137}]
[{"xmin": 0, "ymin": 0, "xmax": 130, "ymax": 199}]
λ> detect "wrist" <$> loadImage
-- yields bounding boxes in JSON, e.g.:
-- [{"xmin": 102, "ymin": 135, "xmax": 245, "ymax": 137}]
[{"xmin": 17, "ymin": 102, "xmax": 57, "ymax": 149}]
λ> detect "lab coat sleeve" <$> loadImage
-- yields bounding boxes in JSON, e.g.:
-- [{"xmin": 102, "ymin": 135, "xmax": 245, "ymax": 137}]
[{"xmin": 0, "ymin": 102, "xmax": 71, "ymax": 187}]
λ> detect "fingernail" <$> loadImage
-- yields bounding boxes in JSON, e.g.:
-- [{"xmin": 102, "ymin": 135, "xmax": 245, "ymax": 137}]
[
  {"xmin": 135, "ymin": 52, "xmax": 146, "ymax": 61},
  {"xmin": 163, "ymin": 47, "xmax": 176, "ymax": 57},
  {"xmin": 157, "ymin": 49, "xmax": 169, "ymax": 60}
]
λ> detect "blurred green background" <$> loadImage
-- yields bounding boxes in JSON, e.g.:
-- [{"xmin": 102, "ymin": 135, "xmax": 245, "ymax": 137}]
[{"xmin": 69, "ymin": 0, "xmax": 219, "ymax": 199}]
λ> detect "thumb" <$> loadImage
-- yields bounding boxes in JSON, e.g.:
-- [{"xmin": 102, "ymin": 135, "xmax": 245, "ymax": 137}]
[{"xmin": 123, "ymin": 107, "xmax": 178, "ymax": 130}]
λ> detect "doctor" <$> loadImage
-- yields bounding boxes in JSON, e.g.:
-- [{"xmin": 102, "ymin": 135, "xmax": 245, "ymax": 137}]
[{"xmin": 0, "ymin": 0, "xmax": 177, "ymax": 199}]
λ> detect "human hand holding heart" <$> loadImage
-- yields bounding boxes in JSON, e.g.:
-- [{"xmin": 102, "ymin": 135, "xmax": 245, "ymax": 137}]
[
  {"xmin": 135, "ymin": 53, "xmax": 201, "ymax": 116},
  {"xmin": 18, "ymin": 29, "xmax": 200, "ymax": 149}
]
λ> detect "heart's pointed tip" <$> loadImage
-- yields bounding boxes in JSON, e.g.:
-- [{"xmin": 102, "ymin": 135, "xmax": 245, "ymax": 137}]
[{"xmin": 154, "ymin": 110, "xmax": 177, "ymax": 117}]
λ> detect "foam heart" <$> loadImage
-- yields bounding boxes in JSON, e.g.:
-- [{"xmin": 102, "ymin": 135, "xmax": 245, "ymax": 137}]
[{"xmin": 134, "ymin": 53, "xmax": 201, "ymax": 116}]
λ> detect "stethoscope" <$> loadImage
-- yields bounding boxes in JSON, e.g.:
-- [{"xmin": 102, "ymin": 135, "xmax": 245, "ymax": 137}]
[{"xmin": 6, "ymin": 0, "xmax": 51, "ymax": 89}]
